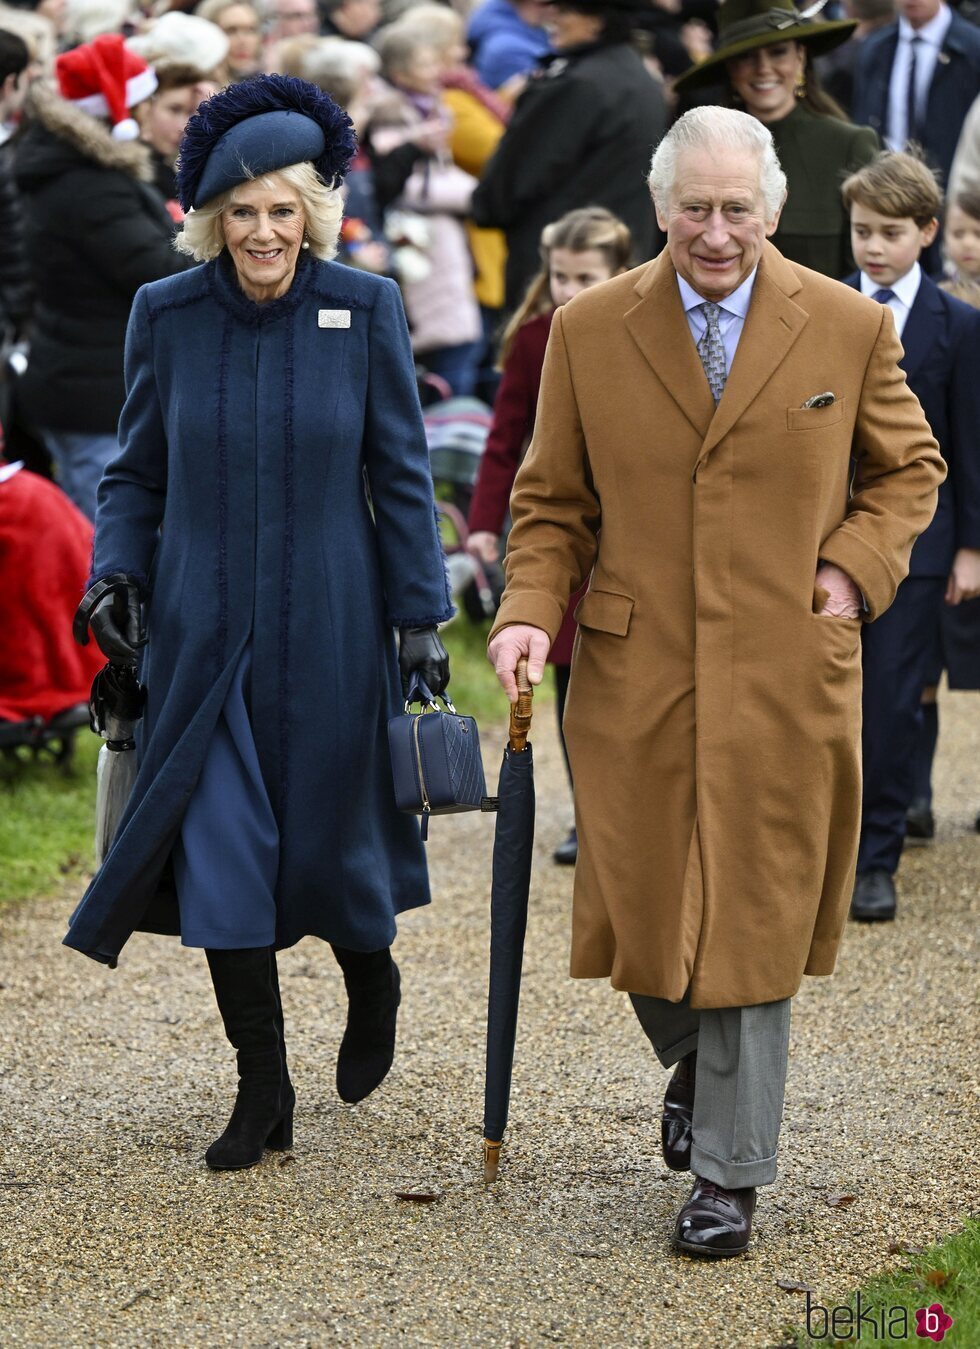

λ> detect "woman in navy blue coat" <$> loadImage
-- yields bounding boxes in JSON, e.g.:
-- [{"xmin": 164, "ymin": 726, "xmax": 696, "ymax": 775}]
[{"xmin": 71, "ymin": 77, "xmax": 454, "ymax": 1170}]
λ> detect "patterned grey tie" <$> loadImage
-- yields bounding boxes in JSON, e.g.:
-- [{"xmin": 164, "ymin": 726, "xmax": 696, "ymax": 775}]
[{"xmin": 696, "ymin": 301, "xmax": 727, "ymax": 404}]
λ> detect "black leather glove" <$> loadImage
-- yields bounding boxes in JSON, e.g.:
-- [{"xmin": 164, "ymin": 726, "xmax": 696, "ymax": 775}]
[
  {"xmin": 399, "ymin": 625, "xmax": 450, "ymax": 700},
  {"xmin": 73, "ymin": 573, "xmax": 146, "ymax": 663}
]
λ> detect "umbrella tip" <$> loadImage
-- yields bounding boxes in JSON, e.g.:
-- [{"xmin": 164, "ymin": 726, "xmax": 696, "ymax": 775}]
[{"xmin": 483, "ymin": 1138, "xmax": 502, "ymax": 1183}]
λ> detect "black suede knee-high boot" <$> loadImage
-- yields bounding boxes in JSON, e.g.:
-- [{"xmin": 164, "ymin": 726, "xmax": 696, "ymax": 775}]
[
  {"xmin": 205, "ymin": 947, "xmax": 295, "ymax": 1170},
  {"xmin": 331, "ymin": 945, "xmax": 400, "ymax": 1104}
]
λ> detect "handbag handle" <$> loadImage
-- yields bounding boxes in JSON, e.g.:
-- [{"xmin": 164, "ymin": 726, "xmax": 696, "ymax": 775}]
[{"xmin": 404, "ymin": 672, "xmax": 457, "ymax": 715}]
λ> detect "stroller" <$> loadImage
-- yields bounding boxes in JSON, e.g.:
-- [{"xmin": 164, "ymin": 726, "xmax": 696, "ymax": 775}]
[{"xmin": 422, "ymin": 396, "xmax": 505, "ymax": 623}]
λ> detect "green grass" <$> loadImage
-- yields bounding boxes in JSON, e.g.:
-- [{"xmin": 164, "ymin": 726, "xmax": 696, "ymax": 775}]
[
  {"xmin": 0, "ymin": 731, "xmax": 99, "ymax": 906},
  {"xmin": 0, "ymin": 619, "xmax": 544, "ymax": 909},
  {"xmin": 787, "ymin": 1220, "xmax": 979, "ymax": 1346}
]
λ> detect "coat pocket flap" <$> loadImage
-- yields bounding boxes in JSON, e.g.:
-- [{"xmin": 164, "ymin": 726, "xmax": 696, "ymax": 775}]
[
  {"xmin": 574, "ymin": 588, "xmax": 634, "ymax": 636},
  {"xmin": 786, "ymin": 398, "xmax": 846, "ymax": 432}
]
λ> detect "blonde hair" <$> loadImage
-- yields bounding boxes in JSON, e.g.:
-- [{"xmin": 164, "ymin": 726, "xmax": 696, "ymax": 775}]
[
  {"xmin": 498, "ymin": 207, "xmax": 633, "ymax": 368},
  {"xmin": 841, "ymin": 150, "xmax": 943, "ymax": 227},
  {"xmin": 392, "ymin": 4, "xmax": 463, "ymax": 53},
  {"xmin": 174, "ymin": 160, "xmax": 344, "ymax": 261}
]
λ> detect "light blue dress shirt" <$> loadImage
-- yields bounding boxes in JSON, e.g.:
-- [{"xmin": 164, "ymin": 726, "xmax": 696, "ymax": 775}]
[
  {"xmin": 676, "ymin": 267, "xmax": 759, "ymax": 381},
  {"xmin": 885, "ymin": 4, "xmax": 953, "ymax": 151}
]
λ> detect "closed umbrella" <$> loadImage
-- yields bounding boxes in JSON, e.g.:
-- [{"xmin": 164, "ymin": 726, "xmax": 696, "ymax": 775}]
[
  {"xmin": 483, "ymin": 657, "xmax": 534, "ymax": 1182},
  {"xmin": 89, "ymin": 662, "xmax": 145, "ymax": 865}
]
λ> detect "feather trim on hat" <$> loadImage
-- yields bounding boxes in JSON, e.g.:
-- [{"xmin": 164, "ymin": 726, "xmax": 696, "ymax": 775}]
[{"xmin": 176, "ymin": 74, "xmax": 356, "ymax": 213}]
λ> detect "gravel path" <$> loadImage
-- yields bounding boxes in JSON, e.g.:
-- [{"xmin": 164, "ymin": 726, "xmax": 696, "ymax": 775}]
[{"xmin": 1, "ymin": 688, "xmax": 977, "ymax": 1348}]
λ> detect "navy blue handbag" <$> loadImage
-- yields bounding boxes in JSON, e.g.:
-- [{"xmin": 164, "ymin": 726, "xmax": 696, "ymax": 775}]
[{"xmin": 387, "ymin": 677, "xmax": 489, "ymax": 838}]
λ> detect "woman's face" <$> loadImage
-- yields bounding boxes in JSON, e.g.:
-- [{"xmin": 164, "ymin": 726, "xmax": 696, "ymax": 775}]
[
  {"xmin": 395, "ymin": 45, "xmax": 443, "ymax": 95},
  {"xmin": 141, "ymin": 86, "xmax": 198, "ymax": 162},
  {"xmin": 219, "ymin": 3, "xmax": 262, "ymax": 72},
  {"xmin": 726, "ymin": 41, "xmax": 805, "ymax": 124},
  {"xmin": 221, "ymin": 175, "xmax": 307, "ymax": 304},
  {"xmin": 549, "ymin": 246, "xmax": 619, "ymax": 307},
  {"xmin": 945, "ymin": 203, "xmax": 980, "ymax": 280}
]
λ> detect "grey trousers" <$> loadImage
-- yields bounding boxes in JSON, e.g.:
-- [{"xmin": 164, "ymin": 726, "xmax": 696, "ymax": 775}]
[{"xmin": 629, "ymin": 991, "xmax": 791, "ymax": 1189}]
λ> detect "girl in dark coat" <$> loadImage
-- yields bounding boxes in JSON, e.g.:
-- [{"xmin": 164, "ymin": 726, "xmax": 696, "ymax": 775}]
[
  {"xmin": 13, "ymin": 36, "xmax": 190, "ymax": 520},
  {"xmin": 467, "ymin": 206, "xmax": 631, "ymax": 864},
  {"xmin": 71, "ymin": 75, "xmax": 454, "ymax": 1171}
]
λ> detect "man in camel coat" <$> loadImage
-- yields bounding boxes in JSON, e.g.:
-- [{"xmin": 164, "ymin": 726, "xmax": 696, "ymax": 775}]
[{"xmin": 488, "ymin": 106, "xmax": 945, "ymax": 1258}]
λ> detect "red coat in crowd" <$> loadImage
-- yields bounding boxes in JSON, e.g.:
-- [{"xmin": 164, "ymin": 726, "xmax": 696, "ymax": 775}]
[{"xmin": 0, "ymin": 462, "xmax": 104, "ymax": 723}]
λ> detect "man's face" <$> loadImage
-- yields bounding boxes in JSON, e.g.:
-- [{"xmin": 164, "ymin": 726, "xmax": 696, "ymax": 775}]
[
  {"xmin": 657, "ymin": 146, "xmax": 781, "ymax": 301},
  {"xmin": 895, "ymin": 0, "xmax": 941, "ymax": 28},
  {"xmin": 275, "ymin": 0, "xmax": 317, "ymax": 35},
  {"xmin": 849, "ymin": 199, "xmax": 937, "ymax": 287}
]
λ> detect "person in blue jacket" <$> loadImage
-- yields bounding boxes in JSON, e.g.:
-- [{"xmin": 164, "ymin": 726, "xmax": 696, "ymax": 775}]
[
  {"xmin": 841, "ymin": 150, "xmax": 980, "ymax": 921},
  {"xmin": 70, "ymin": 75, "xmax": 455, "ymax": 1171}
]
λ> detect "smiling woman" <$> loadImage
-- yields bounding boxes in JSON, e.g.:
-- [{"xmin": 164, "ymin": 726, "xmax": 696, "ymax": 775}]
[{"xmin": 68, "ymin": 75, "xmax": 455, "ymax": 1175}]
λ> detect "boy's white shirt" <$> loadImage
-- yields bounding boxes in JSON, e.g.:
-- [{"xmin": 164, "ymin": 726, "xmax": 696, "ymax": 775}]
[{"xmin": 859, "ymin": 262, "xmax": 922, "ymax": 341}]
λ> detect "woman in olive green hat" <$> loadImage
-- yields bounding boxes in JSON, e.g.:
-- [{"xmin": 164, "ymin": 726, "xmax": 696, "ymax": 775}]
[{"xmin": 674, "ymin": 0, "xmax": 879, "ymax": 278}]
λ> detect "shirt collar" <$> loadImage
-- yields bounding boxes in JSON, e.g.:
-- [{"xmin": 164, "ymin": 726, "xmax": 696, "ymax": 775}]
[
  {"xmin": 676, "ymin": 266, "xmax": 758, "ymax": 319},
  {"xmin": 898, "ymin": 3, "xmax": 951, "ymax": 48},
  {"xmin": 859, "ymin": 261, "xmax": 922, "ymax": 308}
]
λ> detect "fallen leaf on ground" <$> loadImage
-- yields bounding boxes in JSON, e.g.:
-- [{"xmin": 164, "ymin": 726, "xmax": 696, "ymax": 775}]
[
  {"xmin": 395, "ymin": 1191, "xmax": 441, "ymax": 1203},
  {"xmin": 924, "ymin": 1269, "xmax": 956, "ymax": 1288},
  {"xmin": 826, "ymin": 1193, "xmax": 857, "ymax": 1207},
  {"xmin": 776, "ymin": 1279, "xmax": 815, "ymax": 1294}
]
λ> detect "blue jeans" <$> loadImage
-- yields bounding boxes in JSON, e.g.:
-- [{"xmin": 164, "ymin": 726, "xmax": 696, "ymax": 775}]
[{"xmin": 40, "ymin": 428, "xmax": 119, "ymax": 522}]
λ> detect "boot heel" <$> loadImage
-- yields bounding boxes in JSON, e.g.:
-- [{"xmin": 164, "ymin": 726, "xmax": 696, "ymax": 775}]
[{"xmin": 267, "ymin": 1110, "xmax": 293, "ymax": 1150}]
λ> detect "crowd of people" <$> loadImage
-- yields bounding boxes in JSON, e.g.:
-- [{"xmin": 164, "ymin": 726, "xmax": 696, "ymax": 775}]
[{"xmin": 0, "ymin": 0, "xmax": 977, "ymax": 1264}]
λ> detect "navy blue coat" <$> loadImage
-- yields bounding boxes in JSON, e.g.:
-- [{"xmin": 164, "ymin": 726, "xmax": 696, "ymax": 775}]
[
  {"xmin": 65, "ymin": 252, "xmax": 454, "ymax": 966},
  {"xmin": 844, "ymin": 270, "xmax": 980, "ymax": 576},
  {"xmin": 851, "ymin": 13, "xmax": 980, "ymax": 186}
]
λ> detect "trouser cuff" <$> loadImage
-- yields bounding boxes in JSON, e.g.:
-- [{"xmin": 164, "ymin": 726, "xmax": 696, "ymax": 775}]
[
  {"xmin": 654, "ymin": 1030, "xmax": 700, "ymax": 1069},
  {"xmin": 691, "ymin": 1143, "xmax": 778, "ymax": 1189}
]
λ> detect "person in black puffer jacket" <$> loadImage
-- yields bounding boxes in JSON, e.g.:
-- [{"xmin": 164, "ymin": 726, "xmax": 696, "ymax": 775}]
[{"xmin": 13, "ymin": 34, "xmax": 190, "ymax": 520}]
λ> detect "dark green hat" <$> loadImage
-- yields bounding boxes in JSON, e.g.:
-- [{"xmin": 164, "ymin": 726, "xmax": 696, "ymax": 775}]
[{"xmin": 673, "ymin": 0, "xmax": 857, "ymax": 93}]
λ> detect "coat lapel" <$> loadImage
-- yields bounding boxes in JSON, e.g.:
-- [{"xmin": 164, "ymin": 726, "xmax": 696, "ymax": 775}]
[
  {"xmin": 696, "ymin": 243, "xmax": 808, "ymax": 466},
  {"xmin": 898, "ymin": 273, "xmax": 943, "ymax": 381},
  {"xmin": 625, "ymin": 250, "xmax": 715, "ymax": 439}
]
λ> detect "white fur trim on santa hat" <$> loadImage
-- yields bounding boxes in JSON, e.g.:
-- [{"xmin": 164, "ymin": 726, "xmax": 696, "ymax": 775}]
[
  {"xmin": 72, "ymin": 66, "xmax": 158, "ymax": 121},
  {"xmin": 111, "ymin": 116, "xmax": 140, "ymax": 141}
]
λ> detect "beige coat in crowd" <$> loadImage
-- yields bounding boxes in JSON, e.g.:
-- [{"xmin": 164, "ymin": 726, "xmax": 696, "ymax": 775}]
[{"xmin": 491, "ymin": 242, "xmax": 946, "ymax": 1009}]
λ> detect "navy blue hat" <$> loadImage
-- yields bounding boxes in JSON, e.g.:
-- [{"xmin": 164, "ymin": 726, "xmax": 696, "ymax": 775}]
[{"xmin": 177, "ymin": 74, "xmax": 356, "ymax": 212}]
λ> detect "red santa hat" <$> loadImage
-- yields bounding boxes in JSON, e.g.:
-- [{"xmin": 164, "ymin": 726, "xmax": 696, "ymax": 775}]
[{"xmin": 55, "ymin": 33, "xmax": 158, "ymax": 142}]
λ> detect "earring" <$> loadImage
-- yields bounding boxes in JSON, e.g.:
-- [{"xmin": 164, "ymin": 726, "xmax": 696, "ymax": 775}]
[
  {"xmin": 301, "ymin": 237, "xmax": 310, "ymax": 249},
  {"xmin": 795, "ymin": 71, "xmax": 806, "ymax": 99}
]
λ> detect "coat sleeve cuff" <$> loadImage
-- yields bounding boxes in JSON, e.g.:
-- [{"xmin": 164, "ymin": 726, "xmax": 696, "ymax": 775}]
[
  {"xmin": 815, "ymin": 531, "xmax": 896, "ymax": 622},
  {"xmin": 488, "ymin": 590, "xmax": 566, "ymax": 648}
]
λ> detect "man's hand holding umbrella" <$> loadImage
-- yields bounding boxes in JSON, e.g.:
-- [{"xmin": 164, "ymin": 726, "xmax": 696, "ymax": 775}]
[{"xmin": 489, "ymin": 624, "xmax": 551, "ymax": 702}]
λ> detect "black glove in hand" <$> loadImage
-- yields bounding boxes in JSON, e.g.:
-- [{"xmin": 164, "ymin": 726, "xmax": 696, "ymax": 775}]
[
  {"xmin": 399, "ymin": 625, "xmax": 450, "ymax": 700},
  {"xmin": 77, "ymin": 577, "xmax": 146, "ymax": 662}
]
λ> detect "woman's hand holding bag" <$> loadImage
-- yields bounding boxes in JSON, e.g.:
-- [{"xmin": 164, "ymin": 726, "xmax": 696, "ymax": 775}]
[{"xmin": 398, "ymin": 625, "xmax": 450, "ymax": 698}]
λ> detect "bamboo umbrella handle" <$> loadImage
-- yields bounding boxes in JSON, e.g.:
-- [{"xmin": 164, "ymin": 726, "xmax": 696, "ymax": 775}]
[
  {"xmin": 508, "ymin": 657, "xmax": 534, "ymax": 752},
  {"xmin": 483, "ymin": 1138, "xmax": 502, "ymax": 1182}
]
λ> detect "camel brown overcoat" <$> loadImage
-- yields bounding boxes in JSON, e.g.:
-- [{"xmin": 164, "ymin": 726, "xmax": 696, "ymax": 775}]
[{"xmin": 490, "ymin": 243, "xmax": 945, "ymax": 1008}]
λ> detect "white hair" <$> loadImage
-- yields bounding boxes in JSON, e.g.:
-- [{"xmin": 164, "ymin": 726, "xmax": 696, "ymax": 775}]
[{"xmin": 648, "ymin": 106, "xmax": 787, "ymax": 222}]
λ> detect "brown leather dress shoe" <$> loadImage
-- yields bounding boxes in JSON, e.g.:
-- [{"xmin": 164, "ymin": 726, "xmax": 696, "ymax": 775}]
[
  {"xmin": 662, "ymin": 1051, "xmax": 696, "ymax": 1171},
  {"xmin": 672, "ymin": 1178, "xmax": 756, "ymax": 1258}
]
